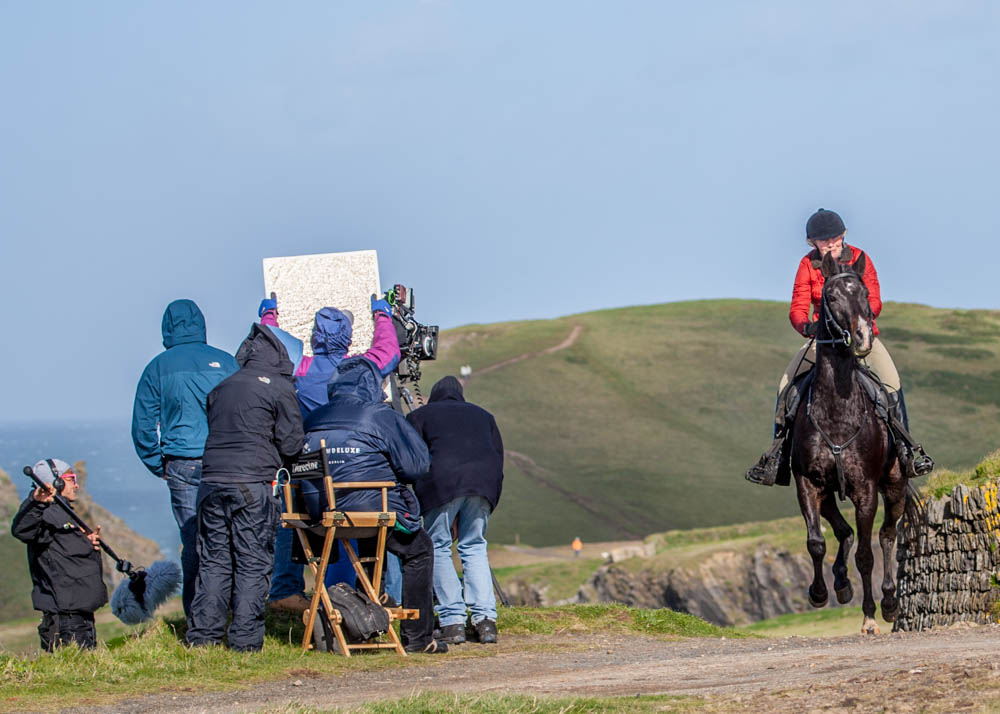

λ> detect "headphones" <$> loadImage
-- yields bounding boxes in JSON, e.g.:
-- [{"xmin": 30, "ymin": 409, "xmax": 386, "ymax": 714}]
[{"xmin": 45, "ymin": 459, "xmax": 66, "ymax": 494}]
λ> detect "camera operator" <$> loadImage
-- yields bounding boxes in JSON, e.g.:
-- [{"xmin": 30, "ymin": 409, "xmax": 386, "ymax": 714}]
[
  {"xmin": 300, "ymin": 356, "xmax": 449, "ymax": 654},
  {"xmin": 406, "ymin": 376, "xmax": 504, "ymax": 644}
]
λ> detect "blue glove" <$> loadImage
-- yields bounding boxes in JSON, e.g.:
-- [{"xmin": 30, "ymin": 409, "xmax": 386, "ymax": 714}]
[
  {"xmin": 258, "ymin": 298, "xmax": 278, "ymax": 318},
  {"xmin": 371, "ymin": 295, "xmax": 392, "ymax": 317}
]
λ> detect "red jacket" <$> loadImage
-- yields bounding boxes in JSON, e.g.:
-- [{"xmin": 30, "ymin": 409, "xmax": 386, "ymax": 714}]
[{"xmin": 789, "ymin": 245, "xmax": 882, "ymax": 337}]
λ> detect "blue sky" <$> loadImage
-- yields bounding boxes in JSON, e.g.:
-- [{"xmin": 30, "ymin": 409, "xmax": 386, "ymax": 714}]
[{"xmin": 1, "ymin": 1, "xmax": 997, "ymax": 421}]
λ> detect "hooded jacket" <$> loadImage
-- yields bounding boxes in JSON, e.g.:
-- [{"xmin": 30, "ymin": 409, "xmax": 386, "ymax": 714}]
[
  {"xmin": 790, "ymin": 245, "xmax": 882, "ymax": 337},
  {"xmin": 201, "ymin": 324, "xmax": 305, "ymax": 484},
  {"xmin": 131, "ymin": 300, "xmax": 238, "ymax": 476},
  {"xmin": 11, "ymin": 497, "xmax": 108, "ymax": 613},
  {"xmin": 405, "ymin": 376, "xmax": 504, "ymax": 513},
  {"xmin": 302, "ymin": 357, "xmax": 429, "ymax": 530}
]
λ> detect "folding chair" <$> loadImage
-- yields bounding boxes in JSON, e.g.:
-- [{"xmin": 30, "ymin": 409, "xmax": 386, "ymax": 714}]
[{"xmin": 280, "ymin": 440, "xmax": 419, "ymax": 656}]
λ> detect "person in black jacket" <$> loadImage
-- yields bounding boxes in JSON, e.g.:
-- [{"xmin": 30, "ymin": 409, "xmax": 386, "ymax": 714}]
[
  {"xmin": 405, "ymin": 376, "xmax": 504, "ymax": 644},
  {"xmin": 301, "ymin": 356, "xmax": 447, "ymax": 654},
  {"xmin": 186, "ymin": 324, "xmax": 305, "ymax": 652},
  {"xmin": 11, "ymin": 459, "xmax": 107, "ymax": 651}
]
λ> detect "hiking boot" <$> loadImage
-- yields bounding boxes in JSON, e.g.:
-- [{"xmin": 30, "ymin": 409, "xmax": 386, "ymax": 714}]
[
  {"xmin": 405, "ymin": 639, "xmax": 449, "ymax": 654},
  {"xmin": 887, "ymin": 390, "xmax": 934, "ymax": 478},
  {"xmin": 268, "ymin": 594, "xmax": 310, "ymax": 615},
  {"xmin": 473, "ymin": 618, "xmax": 498, "ymax": 644},
  {"xmin": 745, "ymin": 431, "xmax": 786, "ymax": 486},
  {"xmin": 437, "ymin": 624, "xmax": 466, "ymax": 644}
]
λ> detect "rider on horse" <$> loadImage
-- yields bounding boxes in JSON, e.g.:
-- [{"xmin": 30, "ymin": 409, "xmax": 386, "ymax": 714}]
[{"xmin": 746, "ymin": 208, "xmax": 934, "ymax": 487}]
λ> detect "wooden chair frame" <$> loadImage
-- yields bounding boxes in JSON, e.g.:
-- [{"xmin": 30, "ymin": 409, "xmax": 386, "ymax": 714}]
[{"xmin": 280, "ymin": 440, "xmax": 418, "ymax": 656}]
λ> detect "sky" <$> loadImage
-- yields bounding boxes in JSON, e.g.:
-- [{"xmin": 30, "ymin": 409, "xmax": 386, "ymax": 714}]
[{"xmin": 1, "ymin": 1, "xmax": 998, "ymax": 422}]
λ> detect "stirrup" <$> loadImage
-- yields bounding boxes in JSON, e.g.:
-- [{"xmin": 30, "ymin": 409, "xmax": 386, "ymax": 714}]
[
  {"xmin": 745, "ymin": 455, "xmax": 778, "ymax": 487},
  {"xmin": 911, "ymin": 446, "xmax": 934, "ymax": 477}
]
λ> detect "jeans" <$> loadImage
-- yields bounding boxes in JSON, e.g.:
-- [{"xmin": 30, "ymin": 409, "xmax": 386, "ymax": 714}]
[
  {"xmin": 39, "ymin": 611, "xmax": 96, "ymax": 651},
  {"xmin": 164, "ymin": 457, "xmax": 201, "ymax": 619},
  {"xmin": 186, "ymin": 481, "xmax": 279, "ymax": 651},
  {"xmin": 425, "ymin": 495, "xmax": 496, "ymax": 626},
  {"xmin": 269, "ymin": 526, "xmax": 305, "ymax": 601}
]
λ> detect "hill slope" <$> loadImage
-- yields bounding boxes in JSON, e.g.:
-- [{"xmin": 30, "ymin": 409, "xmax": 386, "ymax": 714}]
[{"xmin": 417, "ymin": 299, "xmax": 1000, "ymax": 546}]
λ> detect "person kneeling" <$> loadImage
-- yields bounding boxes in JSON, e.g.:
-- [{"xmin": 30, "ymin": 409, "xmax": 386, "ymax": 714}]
[
  {"xmin": 11, "ymin": 459, "xmax": 107, "ymax": 652},
  {"xmin": 300, "ymin": 356, "xmax": 447, "ymax": 654}
]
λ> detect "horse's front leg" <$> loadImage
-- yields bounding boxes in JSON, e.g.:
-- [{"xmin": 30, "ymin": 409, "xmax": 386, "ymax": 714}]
[
  {"xmin": 820, "ymin": 494, "xmax": 855, "ymax": 603},
  {"xmin": 853, "ymin": 481, "xmax": 880, "ymax": 634},
  {"xmin": 879, "ymin": 473, "xmax": 907, "ymax": 623},
  {"xmin": 795, "ymin": 475, "xmax": 828, "ymax": 607}
]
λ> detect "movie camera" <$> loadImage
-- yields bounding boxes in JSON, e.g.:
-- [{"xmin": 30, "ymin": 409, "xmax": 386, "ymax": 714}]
[{"xmin": 385, "ymin": 284, "xmax": 438, "ymax": 398}]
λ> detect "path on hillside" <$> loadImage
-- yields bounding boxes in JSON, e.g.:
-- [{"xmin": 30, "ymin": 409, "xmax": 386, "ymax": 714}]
[
  {"xmin": 464, "ymin": 324, "xmax": 583, "ymax": 380},
  {"xmin": 78, "ymin": 624, "xmax": 1000, "ymax": 713}
]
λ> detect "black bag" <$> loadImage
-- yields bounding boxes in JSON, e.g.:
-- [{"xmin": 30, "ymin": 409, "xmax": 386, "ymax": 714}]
[{"xmin": 326, "ymin": 583, "xmax": 389, "ymax": 642}]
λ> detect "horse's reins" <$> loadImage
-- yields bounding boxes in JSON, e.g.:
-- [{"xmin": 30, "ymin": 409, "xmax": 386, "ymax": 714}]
[{"xmin": 806, "ymin": 270, "xmax": 871, "ymax": 501}]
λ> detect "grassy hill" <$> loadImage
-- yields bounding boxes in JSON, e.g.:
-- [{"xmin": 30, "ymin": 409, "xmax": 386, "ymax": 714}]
[{"xmin": 417, "ymin": 299, "xmax": 1000, "ymax": 546}]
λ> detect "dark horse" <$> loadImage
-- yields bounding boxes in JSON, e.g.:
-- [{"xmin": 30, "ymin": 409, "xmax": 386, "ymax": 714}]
[{"xmin": 791, "ymin": 251, "xmax": 908, "ymax": 635}]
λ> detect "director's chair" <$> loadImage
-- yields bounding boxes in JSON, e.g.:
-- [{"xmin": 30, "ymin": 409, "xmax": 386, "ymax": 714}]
[{"xmin": 280, "ymin": 440, "xmax": 419, "ymax": 656}]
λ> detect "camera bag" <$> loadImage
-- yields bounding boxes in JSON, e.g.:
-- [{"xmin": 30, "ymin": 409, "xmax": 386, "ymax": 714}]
[{"xmin": 326, "ymin": 583, "xmax": 389, "ymax": 642}]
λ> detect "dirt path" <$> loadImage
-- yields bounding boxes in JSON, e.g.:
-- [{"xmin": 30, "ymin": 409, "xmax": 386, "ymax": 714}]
[
  {"xmin": 466, "ymin": 324, "xmax": 583, "ymax": 379},
  {"xmin": 78, "ymin": 624, "xmax": 1000, "ymax": 713}
]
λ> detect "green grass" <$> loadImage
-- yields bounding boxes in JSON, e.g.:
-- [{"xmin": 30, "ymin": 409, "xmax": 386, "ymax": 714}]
[
  {"xmin": 417, "ymin": 299, "xmax": 1000, "ymax": 546},
  {"xmin": 0, "ymin": 535, "xmax": 34, "ymax": 622},
  {"xmin": 492, "ymin": 558, "xmax": 606, "ymax": 602},
  {"xmin": 0, "ymin": 605, "xmax": 736, "ymax": 710},
  {"xmin": 924, "ymin": 449, "xmax": 1000, "ymax": 499},
  {"xmin": 742, "ymin": 606, "xmax": 865, "ymax": 638}
]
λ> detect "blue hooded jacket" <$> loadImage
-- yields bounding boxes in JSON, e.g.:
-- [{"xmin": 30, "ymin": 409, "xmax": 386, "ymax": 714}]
[
  {"xmin": 301, "ymin": 357, "xmax": 429, "ymax": 531},
  {"xmin": 131, "ymin": 300, "xmax": 238, "ymax": 476},
  {"xmin": 295, "ymin": 307, "xmax": 353, "ymax": 417}
]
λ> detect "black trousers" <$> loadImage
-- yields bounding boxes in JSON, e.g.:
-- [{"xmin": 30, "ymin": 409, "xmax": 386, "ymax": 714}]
[
  {"xmin": 357, "ymin": 528, "xmax": 435, "ymax": 649},
  {"xmin": 39, "ymin": 611, "xmax": 96, "ymax": 652},
  {"xmin": 186, "ymin": 481, "xmax": 279, "ymax": 652}
]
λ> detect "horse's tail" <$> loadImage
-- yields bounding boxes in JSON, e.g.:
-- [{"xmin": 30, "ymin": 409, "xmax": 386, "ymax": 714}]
[{"xmin": 900, "ymin": 480, "xmax": 926, "ymax": 538}]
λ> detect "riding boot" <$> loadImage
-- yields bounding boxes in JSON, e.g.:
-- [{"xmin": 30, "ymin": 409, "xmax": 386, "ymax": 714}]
[
  {"xmin": 745, "ymin": 426, "xmax": 788, "ymax": 487},
  {"xmin": 887, "ymin": 390, "xmax": 934, "ymax": 478}
]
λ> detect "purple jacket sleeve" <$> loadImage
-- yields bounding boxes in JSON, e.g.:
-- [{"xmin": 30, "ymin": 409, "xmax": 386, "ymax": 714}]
[{"xmin": 362, "ymin": 312, "xmax": 400, "ymax": 376}]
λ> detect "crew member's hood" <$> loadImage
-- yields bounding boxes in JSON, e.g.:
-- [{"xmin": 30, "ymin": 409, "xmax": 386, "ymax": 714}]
[
  {"xmin": 162, "ymin": 299, "xmax": 207, "ymax": 348},
  {"xmin": 311, "ymin": 308, "xmax": 353, "ymax": 357},
  {"xmin": 236, "ymin": 324, "xmax": 294, "ymax": 377},
  {"xmin": 428, "ymin": 376, "xmax": 465, "ymax": 403},
  {"xmin": 326, "ymin": 356, "xmax": 383, "ymax": 403}
]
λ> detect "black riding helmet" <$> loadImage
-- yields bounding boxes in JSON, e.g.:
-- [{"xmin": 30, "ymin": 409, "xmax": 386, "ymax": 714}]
[{"xmin": 806, "ymin": 208, "xmax": 846, "ymax": 241}]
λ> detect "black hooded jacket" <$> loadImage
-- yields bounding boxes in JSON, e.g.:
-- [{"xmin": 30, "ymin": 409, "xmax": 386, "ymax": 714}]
[
  {"xmin": 201, "ymin": 324, "xmax": 305, "ymax": 484},
  {"xmin": 405, "ymin": 376, "xmax": 504, "ymax": 513},
  {"xmin": 11, "ymin": 497, "xmax": 108, "ymax": 613}
]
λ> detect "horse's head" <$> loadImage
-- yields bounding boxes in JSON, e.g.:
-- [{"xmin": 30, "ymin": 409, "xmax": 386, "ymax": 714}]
[{"xmin": 820, "ymin": 251, "xmax": 873, "ymax": 358}]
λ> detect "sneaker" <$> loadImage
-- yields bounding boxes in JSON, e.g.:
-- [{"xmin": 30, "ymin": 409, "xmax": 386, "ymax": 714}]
[
  {"xmin": 268, "ymin": 594, "xmax": 310, "ymax": 615},
  {"xmin": 474, "ymin": 618, "xmax": 498, "ymax": 644},
  {"xmin": 405, "ymin": 639, "xmax": 449, "ymax": 654},
  {"xmin": 437, "ymin": 624, "xmax": 466, "ymax": 644}
]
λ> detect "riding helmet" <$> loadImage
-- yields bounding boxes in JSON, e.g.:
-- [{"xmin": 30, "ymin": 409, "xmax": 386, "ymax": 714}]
[{"xmin": 806, "ymin": 208, "xmax": 846, "ymax": 240}]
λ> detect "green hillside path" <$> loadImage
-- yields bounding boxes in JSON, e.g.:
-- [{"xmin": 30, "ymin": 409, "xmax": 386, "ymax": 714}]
[{"xmin": 81, "ymin": 624, "xmax": 1000, "ymax": 713}]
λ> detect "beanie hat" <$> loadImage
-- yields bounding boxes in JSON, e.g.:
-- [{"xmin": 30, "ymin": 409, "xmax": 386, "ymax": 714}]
[
  {"xmin": 806, "ymin": 208, "xmax": 846, "ymax": 241},
  {"xmin": 32, "ymin": 458, "xmax": 73, "ymax": 486}
]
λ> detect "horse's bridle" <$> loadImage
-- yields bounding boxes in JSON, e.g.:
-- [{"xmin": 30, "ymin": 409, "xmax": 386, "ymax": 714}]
[{"xmin": 815, "ymin": 271, "xmax": 869, "ymax": 348}]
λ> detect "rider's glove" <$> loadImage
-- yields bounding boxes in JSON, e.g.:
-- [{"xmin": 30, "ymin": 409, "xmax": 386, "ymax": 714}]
[
  {"xmin": 371, "ymin": 295, "xmax": 392, "ymax": 318},
  {"xmin": 802, "ymin": 321, "xmax": 818, "ymax": 338}
]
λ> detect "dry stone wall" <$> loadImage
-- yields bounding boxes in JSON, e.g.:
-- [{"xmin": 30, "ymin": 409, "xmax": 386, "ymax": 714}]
[{"xmin": 894, "ymin": 480, "xmax": 1000, "ymax": 631}]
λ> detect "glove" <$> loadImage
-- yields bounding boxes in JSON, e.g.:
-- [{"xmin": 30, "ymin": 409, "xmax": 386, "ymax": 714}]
[
  {"xmin": 258, "ymin": 298, "xmax": 278, "ymax": 318},
  {"xmin": 371, "ymin": 294, "xmax": 392, "ymax": 317},
  {"xmin": 802, "ymin": 321, "xmax": 818, "ymax": 338}
]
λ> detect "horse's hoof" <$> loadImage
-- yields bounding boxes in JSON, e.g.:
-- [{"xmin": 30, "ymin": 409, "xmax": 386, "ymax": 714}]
[
  {"xmin": 835, "ymin": 583, "xmax": 853, "ymax": 604},
  {"xmin": 808, "ymin": 587, "xmax": 828, "ymax": 608},
  {"xmin": 861, "ymin": 617, "xmax": 880, "ymax": 635},
  {"xmin": 881, "ymin": 598, "xmax": 899, "ymax": 622}
]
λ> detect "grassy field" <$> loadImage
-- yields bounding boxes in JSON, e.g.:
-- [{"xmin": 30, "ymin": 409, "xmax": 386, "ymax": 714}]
[
  {"xmin": 740, "ymin": 606, "xmax": 865, "ymax": 638},
  {"xmin": 0, "ymin": 604, "xmax": 739, "ymax": 711},
  {"xmin": 417, "ymin": 299, "xmax": 1000, "ymax": 546},
  {"xmin": 289, "ymin": 692, "xmax": 703, "ymax": 713}
]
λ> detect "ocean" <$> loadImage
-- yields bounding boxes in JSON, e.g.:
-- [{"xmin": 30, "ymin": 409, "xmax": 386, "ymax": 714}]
[{"xmin": 0, "ymin": 419, "xmax": 180, "ymax": 559}]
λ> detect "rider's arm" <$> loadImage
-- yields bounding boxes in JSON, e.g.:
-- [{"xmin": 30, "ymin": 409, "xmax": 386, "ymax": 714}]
[
  {"xmin": 789, "ymin": 256, "xmax": 814, "ymax": 337},
  {"xmin": 859, "ymin": 252, "xmax": 882, "ymax": 319}
]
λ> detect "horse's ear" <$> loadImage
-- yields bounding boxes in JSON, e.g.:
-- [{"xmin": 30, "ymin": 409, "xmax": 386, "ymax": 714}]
[
  {"xmin": 852, "ymin": 251, "xmax": 867, "ymax": 276},
  {"xmin": 821, "ymin": 251, "xmax": 839, "ymax": 278}
]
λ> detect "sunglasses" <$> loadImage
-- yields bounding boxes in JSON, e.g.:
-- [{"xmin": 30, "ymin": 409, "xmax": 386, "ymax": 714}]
[{"xmin": 61, "ymin": 473, "xmax": 78, "ymax": 484}]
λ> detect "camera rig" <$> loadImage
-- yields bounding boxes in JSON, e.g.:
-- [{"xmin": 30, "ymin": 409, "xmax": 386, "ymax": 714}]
[{"xmin": 386, "ymin": 284, "xmax": 438, "ymax": 411}]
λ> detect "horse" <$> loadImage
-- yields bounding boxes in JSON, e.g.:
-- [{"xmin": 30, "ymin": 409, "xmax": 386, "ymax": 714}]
[{"xmin": 790, "ymin": 251, "xmax": 909, "ymax": 635}]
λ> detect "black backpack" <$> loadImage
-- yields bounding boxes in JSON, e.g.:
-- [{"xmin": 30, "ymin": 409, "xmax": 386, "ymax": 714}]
[{"xmin": 323, "ymin": 583, "xmax": 390, "ymax": 643}]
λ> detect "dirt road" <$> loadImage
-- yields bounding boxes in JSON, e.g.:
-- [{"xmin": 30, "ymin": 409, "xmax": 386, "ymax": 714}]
[{"xmin": 79, "ymin": 623, "xmax": 1000, "ymax": 713}]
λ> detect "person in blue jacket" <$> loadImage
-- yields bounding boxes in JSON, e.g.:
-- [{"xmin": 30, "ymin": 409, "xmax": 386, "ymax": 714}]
[
  {"xmin": 301, "ymin": 356, "xmax": 447, "ymax": 654},
  {"xmin": 131, "ymin": 299, "xmax": 237, "ymax": 620}
]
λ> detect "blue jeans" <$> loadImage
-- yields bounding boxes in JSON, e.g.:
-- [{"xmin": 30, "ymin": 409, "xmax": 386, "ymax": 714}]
[
  {"xmin": 164, "ymin": 457, "xmax": 201, "ymax": 619},
  {"xmin": 269, "ymin": 526, "xmax": 305, "ymax": 601},
  {"xmin": 425, "ymin": 495, "xmax": 496, "ymax": 626}
]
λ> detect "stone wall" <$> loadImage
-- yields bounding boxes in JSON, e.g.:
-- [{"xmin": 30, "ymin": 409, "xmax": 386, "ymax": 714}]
[{"xmin": 894, "ymin": 480, "xmax": 1000, "ymax": 631}]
